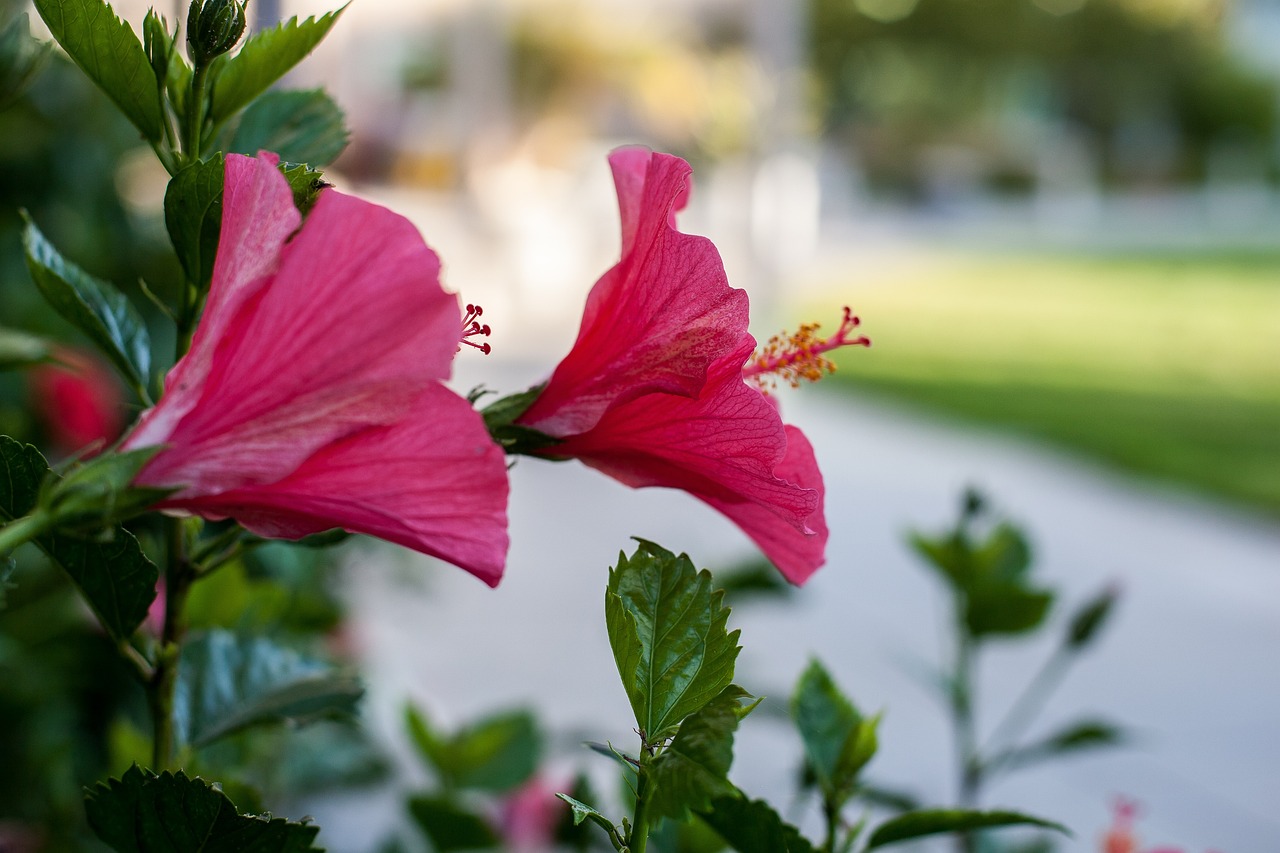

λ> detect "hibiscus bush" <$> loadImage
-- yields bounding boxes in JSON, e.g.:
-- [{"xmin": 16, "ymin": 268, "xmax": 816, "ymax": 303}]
[{"xmin": 0, "ymin": 2, "xmax": 1108, "ymax": 851}]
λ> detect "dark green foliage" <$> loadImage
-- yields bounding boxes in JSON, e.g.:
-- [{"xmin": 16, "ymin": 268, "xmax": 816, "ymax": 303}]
[
  {"xmin": 992, "ymin": 719, "xmax": 1124, "ymax": 773},
  {"xmin": 0, "ymin": 13, "xmax": 51, "ymax": 110},
  {"xmin": 22, "ymin": 214, "xmax": 151, "ymax": 396},
  {"xmin": 407, "ymin": 795, "xmax": 499, "ymax": 852},
  {"xmin": 648, "ymin": 686, "xmax": 754, "ymax": 822},
  {"xmin": 224, "ymin": 88, "xmax": 349, "ymax": 168},
  {"xmin": 84, "ymin": 765, "xmax": 323, "ymax": 852},
  {"xmin": 406, "ymin": 704, "xmax": 541, "ymax": 794},
  {"xmin": 0, "ymin": 436, "xmax": 158, "ymax": 643},
  {"xmin": 697, "ymin": 792, "xmax": 820, "ymax": 853},
  {"xmin": 864, "ymin": 809, "xmax": 1068, "ymax": 850},
  {"xmin": 175, "ymin": 629, "xmax": 363, "ymax": 747},
  {"xmin": 164, "ymin": 155, "xmax": 224, "ymax": 290},
  {"xmin": 1066, "ymin": 586, "xmax": 1118, "ymax": 650}
]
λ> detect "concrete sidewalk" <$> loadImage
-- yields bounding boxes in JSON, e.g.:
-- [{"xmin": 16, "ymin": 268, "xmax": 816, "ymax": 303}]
[{"xmin": 302, "ymin": 374, "xmax": 1279, "ymax": 852}]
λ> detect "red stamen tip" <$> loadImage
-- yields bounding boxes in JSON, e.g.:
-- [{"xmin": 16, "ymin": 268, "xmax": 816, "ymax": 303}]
[{"xmin": 460, "ymin": 303, "xmax": 493, "ymax": 356}]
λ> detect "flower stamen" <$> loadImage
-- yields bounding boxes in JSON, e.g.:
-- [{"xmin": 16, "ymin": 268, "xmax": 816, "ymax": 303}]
[
  {"xmin": 460, "ymin": 303, "xmax": 492, "ymax": 355},
  {"xmin": 743, "ymin": 306, "xmax": 870, "ymax": 391}
]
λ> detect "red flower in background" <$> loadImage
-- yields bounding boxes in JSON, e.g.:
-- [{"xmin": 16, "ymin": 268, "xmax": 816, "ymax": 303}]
[
  {"xmin": 518, "ymin": 148, "xmax": 864, "ymax": 585},
  {"xmin": 28, "ymin": 348, "xmax": 124, "ymax": 456},
  {"xmin": 124, "ymin": 153, "xmax": 509, "ymax": 585}
]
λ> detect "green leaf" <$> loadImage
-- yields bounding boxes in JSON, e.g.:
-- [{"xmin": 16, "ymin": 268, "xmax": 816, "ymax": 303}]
[
  {"xmin": 480, "ymin": 384, "xmax": 561, "ymax": 455},
  {"xmin": 164, "ymin": 155, "xmax": 224, "ymax": 291},
  {"xmin": 697, "ymin": 791, "xmax": 819, "ymax": 853},
  {"xmin": 406, "ymin": 794, "xmax": 499, "ymax": 852},
  {"xmin": 208, "ymin": 8, "xmax": 344, "ymax": 125},
  {"xmin": 225, "ymin": 88, "xmax": 349, "ymax": 167},
  {"xmin": 993, "ymin": 719, "xmax": 1124, "ymax": 774},
  {"xmin": 0, "ymin": 436, "xmax": 159, "ymax": 643},
  {"xmin": 965, "ymin": 586, "xmax": 1053, "ymax": 637},
  {"xmin": 32, "ymin": 0, "xmax": 162, "ymax": 140},
  {"xmin": 606, "ymin": 540, "xmax": 741, "ymax": 740},
  {"xmin": 0, "ymin": 13, "xmax": 52, "ymax": 110},
  {"xmin": 43, "ymin": 445, "xmax": 168, "ymax": 523},
  {"xmin": 405, "ymin": 704, "xmax": 541, "ymax": 793},
  {"xmin": 864, "ymin": 809, "xmax": 1069, "ymax": 850},
  {"xmin": 85, "ymin": 765, "xmax": 322, "ymax": 852},
  {"xmin": 1066, "ymin": 585, "xmax": 1119, "ymax": 650},
  {"xmin": 791, "ymin": 659, "xmax": 878, "ymax": 805},
  {"xmin": 175, "ymin": 629, "xmax": 363, "ymax": 748},
  {"xmin": 0, "ymin": 327, "xmax": 53, "ymax": 370},
  {"xmin": 22, "ymin": 214, "xmax": 150, "ymax": 395},
  {"xmin": 279, "ymin": 161, "xmax": 328, "ymax": 215},
  {"xmin": 648, "ymin": 686, "xmax": 754, "ymax": 822},
  {"xmin": 555, "ymin": 794, "xmax": 618, "ymax": 837}
]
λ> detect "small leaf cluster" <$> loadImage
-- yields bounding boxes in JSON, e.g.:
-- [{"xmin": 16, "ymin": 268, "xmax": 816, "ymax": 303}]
[
  {"xmin": 398, "ymin": 704, "xmax": 544, "ymax": 851},
  {"xmin": 909, "ymin": 490, "xmax": 1124, "ymax": 849}
]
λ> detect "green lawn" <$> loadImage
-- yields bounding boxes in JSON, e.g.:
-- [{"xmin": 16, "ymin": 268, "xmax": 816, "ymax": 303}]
[{"xmin": 812, "ymin": 250, "xmax": 1280, "ymax": 516}]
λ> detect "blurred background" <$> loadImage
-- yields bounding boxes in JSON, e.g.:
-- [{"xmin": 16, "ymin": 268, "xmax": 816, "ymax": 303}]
[{"xmin": 2, "ymin": 0, "xmax": 1278, "ymax": 850}]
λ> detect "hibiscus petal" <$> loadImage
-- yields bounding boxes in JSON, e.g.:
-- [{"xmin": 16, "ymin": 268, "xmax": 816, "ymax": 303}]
[
  {"xmin": 702, "ymin": 426, "xmax": 827, "ymax": 585},
  {"xmin": 128, "ymin": 152, "xmax": 300, "ymax": 448},
  {"xmin": 554, "ymin": 350, "xmax": 822, "ymax": 582},
  {"xmin": 169, "ymin": 383, "xmax": 511, "ymax": 586},
  {"xmin": 518, "ymin": 148, "xmax": 749, "ymax": 436},
  {"xmin": 130, "ymin": 155, "xmax": 463, "ymax": 495}
]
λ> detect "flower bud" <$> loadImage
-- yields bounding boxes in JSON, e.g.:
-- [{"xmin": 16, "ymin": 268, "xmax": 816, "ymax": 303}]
[{"xmin": 186, "ymin": 0, "xmax": 246, "ymax": 65}]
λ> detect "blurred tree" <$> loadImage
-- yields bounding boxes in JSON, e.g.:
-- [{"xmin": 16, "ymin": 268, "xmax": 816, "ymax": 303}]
[{"xmin": 809, "ymin": 0, "xmax": 1277, "ymax": 193}]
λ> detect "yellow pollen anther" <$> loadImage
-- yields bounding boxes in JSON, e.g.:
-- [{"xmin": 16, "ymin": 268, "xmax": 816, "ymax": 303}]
[{"xmin": 743, "ymin": 307, "xmax": 870, "ymax": 392}]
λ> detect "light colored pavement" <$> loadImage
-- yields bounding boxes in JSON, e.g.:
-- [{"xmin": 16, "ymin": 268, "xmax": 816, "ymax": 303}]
[{"xmin": 301, "ymin": 367, "xmax": 1280, "ymax": 852}]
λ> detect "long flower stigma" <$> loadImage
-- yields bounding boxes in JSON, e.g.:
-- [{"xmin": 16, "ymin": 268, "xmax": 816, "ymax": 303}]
[
  {"xmin": 743, "ymin": 306, "xmax": 870, "ymax": 391},
  {"xmin": 461, "ymin": 303, "xmax": 492, "ymax": 355}
]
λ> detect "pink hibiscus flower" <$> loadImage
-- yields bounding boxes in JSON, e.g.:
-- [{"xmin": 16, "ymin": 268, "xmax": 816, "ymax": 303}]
[
  {"xmin": 516, "ymin": 148, "xmax": 865, "ymax": 585},
  {"xmin": 124, "ymin": 152, "xmax": 509, "ymax": 585}
]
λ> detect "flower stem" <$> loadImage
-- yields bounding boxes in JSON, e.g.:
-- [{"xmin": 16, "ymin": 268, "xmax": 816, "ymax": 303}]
[
  {"xmin": 629, "ymin": 763, "xmax": 652, "ymax": 853},
  {"xmin": 0, "ymin": 511, "xmax": 51, "ymax": 556},
  {"xmin": 149, "ymin": 514, "xmax": 194, "ymax": 768},
  {"xmin": 184, "ymin": 61, "xmax": 210, "ymax": 162}
]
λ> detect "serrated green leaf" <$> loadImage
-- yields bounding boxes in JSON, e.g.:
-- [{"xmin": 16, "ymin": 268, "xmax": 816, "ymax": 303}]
[
  {"xmin": 22, "ymin": 215, "xmax": 150, "ymax": 395},
  {"xmin": 32, "ymin": 0, "xmax": 162, "ymax": 140},
  {"xmin": 0, "ymin": 436, "xmax": 158, "ymax": 642},
  {"xmin": 407, "ymin": 794, "xmax": 499, "ymax": 852},
  {"xmin": 864, "ymin": 809, "xmax": 1069, "ymax": 850},
  {"xmin": 791, "ymin": 659, "xmax": 879, "ymax": 809},
  {"xmin": 85, "ymin": 765, "xmax": 323, "ymax": 852},
  {"xmin": 405, "ymin": 704, "xmax": 541, "ymax": 793},
  {"xmin": 697, "ymin": 791, "xmax": 819, "ymax": 853},
  {"xmin": 278, "ymin": 161, "xmax": 328, "ymax": 215},
  {"xmin": 225, "ymin": 88, "xmax": 348, "ymax": 167},
  {"xmin": 175, "ymin": 629, "xmax": 363, "ymax": 748},
  {"xmin": 208, "ymin": 8, "xmax": 344, "ymax": 125},
  {"xmin": 0, "ymin": 13, "xmax": 52, "ymax": 110},
  {"xmin": 648, "ymin": 686, "xmax": 753, "ymax": 822},
  {"xmin": 164, "ymin": 155, "xmax": 224, "ymax": 290},
  {"xmin": 0, "ymin": 327, "xmax": 52, "ymax": 369},
  {"xmin": 606, "ymin": 540, "xmax": 741, "ymax": 740}
]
